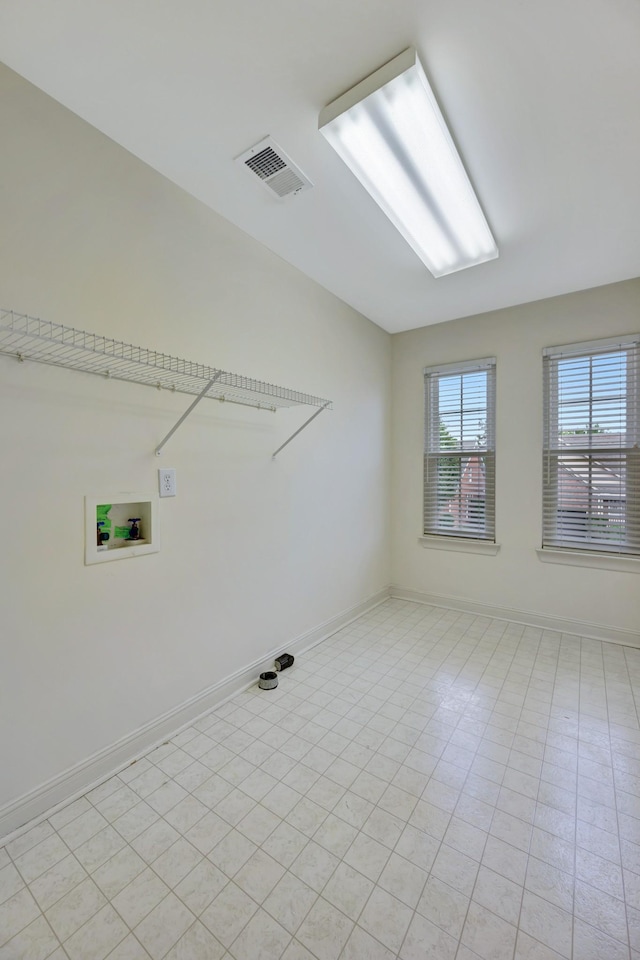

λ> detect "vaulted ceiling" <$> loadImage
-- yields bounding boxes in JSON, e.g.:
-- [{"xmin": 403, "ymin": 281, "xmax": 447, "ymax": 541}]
[{"xmin": 1, "ymin": 0, "xmax": 639, "ymax": 332}]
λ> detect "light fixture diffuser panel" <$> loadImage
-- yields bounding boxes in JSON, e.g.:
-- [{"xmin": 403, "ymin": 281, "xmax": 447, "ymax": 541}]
[{"xmin": 319, "ymin": 48, "xmax": 498, "ymax": 277}]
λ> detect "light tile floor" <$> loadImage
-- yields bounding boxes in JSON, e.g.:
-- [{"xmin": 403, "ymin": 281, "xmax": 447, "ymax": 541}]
[{"xmin": 2, "ymin": 598, "xmax": 640, "ymax": 959}]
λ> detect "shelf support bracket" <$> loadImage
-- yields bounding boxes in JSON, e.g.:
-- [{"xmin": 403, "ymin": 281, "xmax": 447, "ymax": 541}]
[
  {"xmin": 272, "ymin": 401, "xmax": 331, "ymax": 459},
  {"xmin": 155, "ymin": 370, "xmax": 223, "ymax": 456}
]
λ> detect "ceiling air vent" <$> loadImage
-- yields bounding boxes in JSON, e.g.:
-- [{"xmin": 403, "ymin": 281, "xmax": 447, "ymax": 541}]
[{"xmin": 236, "ymin": 136, "xmax": 312, "ymax": 199}]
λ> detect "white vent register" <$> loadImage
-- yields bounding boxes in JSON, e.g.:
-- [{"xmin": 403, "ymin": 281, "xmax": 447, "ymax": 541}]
[{"xmin": 236, "ymin": 136, "xmax": 312, "ymax": 199}]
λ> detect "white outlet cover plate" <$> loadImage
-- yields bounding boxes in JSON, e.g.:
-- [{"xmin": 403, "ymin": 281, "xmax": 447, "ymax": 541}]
[{"xmin": 158, "ymin": 468, "xmax": 176, "ymax": 497}]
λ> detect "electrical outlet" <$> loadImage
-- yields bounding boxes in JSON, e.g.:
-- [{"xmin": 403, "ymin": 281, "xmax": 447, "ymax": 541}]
[{"xmin": 158, "ymin": 468, "xmax": 177, "ymax": 497}]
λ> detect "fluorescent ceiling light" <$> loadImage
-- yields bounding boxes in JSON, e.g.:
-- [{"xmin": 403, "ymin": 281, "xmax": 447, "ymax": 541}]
[{"xmin": 319, "ymin": 48, "xmax": 498, "ymax": 278}]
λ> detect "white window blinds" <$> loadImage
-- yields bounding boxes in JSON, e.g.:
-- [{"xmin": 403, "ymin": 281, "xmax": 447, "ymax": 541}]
[
  {"xmin": 424, "ymin": 358, "xmax": 496, "ymax": 540},
  {"xmin": 542, "ymin": 336, "xmax": 640, "ymax": 556}
]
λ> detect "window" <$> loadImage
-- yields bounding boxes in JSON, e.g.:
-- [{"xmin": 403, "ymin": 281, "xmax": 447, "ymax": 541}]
[
  {"xmin": 543, "ymin": 335, "xmax": 640, "ymax": 556},
  {"xmin": 424, "ymin": 358, "xmax": 496, "ymax": 540}
]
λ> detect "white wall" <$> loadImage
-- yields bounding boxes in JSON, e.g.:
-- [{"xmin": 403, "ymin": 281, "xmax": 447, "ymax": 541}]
[
  {"xmin": 0, "ymin": 65, "xmax": 391, "ymax": 821},
  {"xmin": 391, "ymin": 279, "xmax": 640, "ymax": 641}
]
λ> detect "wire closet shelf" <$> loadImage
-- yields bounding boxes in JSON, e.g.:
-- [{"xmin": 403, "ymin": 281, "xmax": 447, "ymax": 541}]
[{"xmin": 0, "ymin": 309, "xmax": 332, "ymax": 456}]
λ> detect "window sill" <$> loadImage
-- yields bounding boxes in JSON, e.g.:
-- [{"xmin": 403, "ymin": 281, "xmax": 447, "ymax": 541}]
[
  {"xmin": 419, "ymin": 536, "xmax": 501, "ymax": 556},
  {"xmin": 536, "ymin": 548, "xmax": 640, "ymax": 574}
]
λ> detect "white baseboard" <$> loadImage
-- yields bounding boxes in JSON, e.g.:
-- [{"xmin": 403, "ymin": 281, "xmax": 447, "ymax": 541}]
[
  {"xmin": 0, "ymin": 587, "xmax": 390, "ymax": 845},
  {"xmin": 390, "ymin": 585, "xmax": 640, "ymax": 648}
]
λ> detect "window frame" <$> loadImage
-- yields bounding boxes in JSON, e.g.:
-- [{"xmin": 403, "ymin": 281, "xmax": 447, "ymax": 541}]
[
  {"xmin": 542, "ymin": 334, "xmax": 640, "ymax": 558},
  {"xmin": 423, "ymin": 357, "xmax": 497, "ymax": 543}
]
